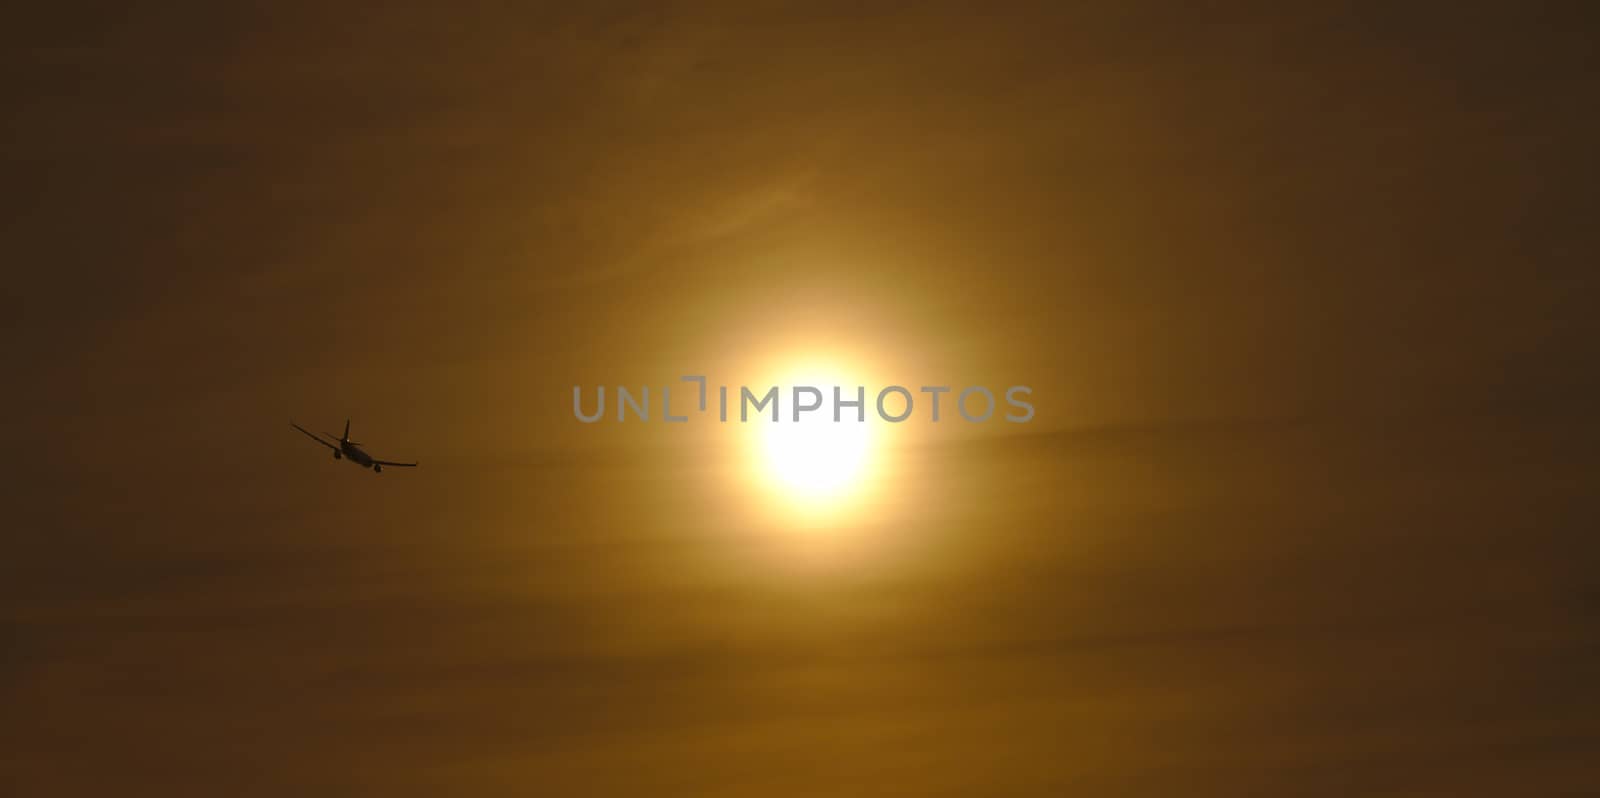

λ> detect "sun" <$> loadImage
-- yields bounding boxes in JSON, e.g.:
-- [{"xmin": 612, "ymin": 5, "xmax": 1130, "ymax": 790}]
[
  {"xmin": 747, "ymin": 363, "xmax": 878, "ymax": 515},
  {"xmin": 760, "ymin": 405, "xmax": 872, "ymax": 500}
]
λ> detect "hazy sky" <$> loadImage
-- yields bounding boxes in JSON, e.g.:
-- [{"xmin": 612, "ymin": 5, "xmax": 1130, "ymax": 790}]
[{"xmin": 4, "ymin": 3, "xmax": 1599, "ymax": 794}]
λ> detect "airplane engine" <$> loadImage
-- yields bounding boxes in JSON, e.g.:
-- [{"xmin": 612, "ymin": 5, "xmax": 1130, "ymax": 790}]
[
  {"xmin": 333, "ymin": 450, "xmax": 341, "ymax": 460},
  {"xmin": 374, "ymin": 464, "xmax": 383, "ymax": 473}
]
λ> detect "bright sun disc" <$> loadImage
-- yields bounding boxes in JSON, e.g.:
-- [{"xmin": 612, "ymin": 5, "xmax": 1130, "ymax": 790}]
[
  {"xmin": 761, "ymin": 407, "xmax": 871, "ymax": 499},
  {"xmin": 749, "ymin": 365, "xmax": 877, "ymax": 514}
]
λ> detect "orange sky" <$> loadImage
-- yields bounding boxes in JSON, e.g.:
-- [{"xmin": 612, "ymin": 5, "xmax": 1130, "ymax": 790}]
[{"xmin": 4, "ymin": 3, "xmax": 1599, "ymax": 795}]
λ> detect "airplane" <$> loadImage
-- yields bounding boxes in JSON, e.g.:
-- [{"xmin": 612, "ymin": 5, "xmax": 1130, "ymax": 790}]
[{"xmin": 291, "ymin": 419, "xmax": 417, "ymax": 473}]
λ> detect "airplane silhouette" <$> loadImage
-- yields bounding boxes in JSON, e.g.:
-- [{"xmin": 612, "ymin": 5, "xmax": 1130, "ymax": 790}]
[{"xmin": 291, "ymin": 420, "xmax": 417, "ymax": 473}]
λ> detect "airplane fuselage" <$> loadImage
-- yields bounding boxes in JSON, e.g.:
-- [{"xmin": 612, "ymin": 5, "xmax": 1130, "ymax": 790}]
[{"xmin": 336, "ymin": 442, "xmax": 382, "ymax": 470}]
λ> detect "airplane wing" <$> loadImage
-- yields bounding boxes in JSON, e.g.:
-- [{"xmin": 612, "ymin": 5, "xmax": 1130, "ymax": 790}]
[
  {"xmin": 290, "ymin": 422, "xmax": 339, "ymax": 450},
  {"xmin": 372, "ymin": 459, "xmax": 418, "ymax": 467}
]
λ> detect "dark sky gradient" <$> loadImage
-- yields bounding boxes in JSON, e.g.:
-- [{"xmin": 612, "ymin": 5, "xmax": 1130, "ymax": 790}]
[{"xmin": 4, "ymin": 3, "xmax": 1599, "ymax": 794}]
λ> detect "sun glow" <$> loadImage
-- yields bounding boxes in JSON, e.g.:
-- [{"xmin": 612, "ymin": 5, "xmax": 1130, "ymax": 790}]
[
  {"xmin": 747, "ymin": 363, "xmax": 879, "ymax": 516},
  {"xmin": 761, "ymin": 405, "xmax": 871, "ymax": 499}
]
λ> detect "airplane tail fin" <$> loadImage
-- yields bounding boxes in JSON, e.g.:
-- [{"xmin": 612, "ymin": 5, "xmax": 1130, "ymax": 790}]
[{"xmin": 342, "ymin": 419, "xmax": 350, "ymax": 442}]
